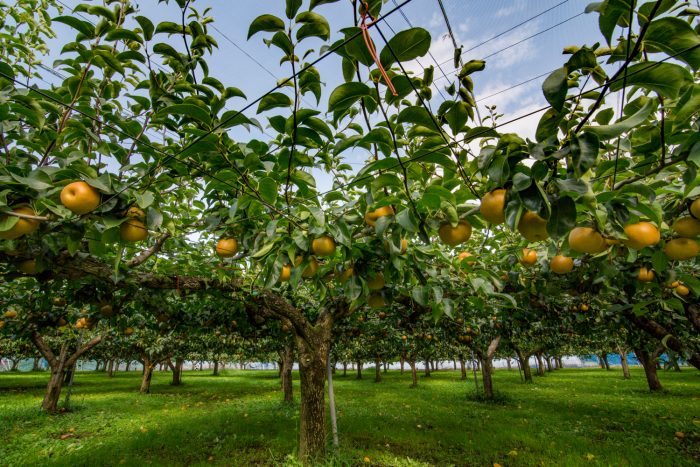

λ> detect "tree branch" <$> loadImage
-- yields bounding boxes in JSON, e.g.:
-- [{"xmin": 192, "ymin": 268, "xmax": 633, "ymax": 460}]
[
  {"xmin": 30, "ymin": 330, "xmax": 57, "ymax": 367},
  {"xmin": 66, "ymin": 335, "xmax": 104, "ymax": 367},
  {"xmin": 125, "ymin": 233, "xmax": 172, "ymax": 268}
]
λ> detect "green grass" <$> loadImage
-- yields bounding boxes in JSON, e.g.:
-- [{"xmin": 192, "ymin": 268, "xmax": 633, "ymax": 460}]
[{"xmin": 1, "ymin": 367, "xmax": 698, "ymax": 466}]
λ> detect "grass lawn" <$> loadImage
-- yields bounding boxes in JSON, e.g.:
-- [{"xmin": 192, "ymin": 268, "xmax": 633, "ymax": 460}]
[{"xmin": 0, "ymin": 367, "xmax": 698, "ymax": 466}]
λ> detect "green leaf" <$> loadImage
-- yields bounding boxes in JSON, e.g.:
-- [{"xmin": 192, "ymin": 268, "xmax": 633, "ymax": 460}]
[
  {"xmin": 547, "ymin": 196, "xmax": 576, "ymax": 239},
  {"xmin": 265, "ymin": 31, "xmax": 293, "ymax": 56},
  {"xmin": 571, "ymin": 131, "xmax": 600, "ymax": 176},
  {"xmin": 0, "ymin": 215, "xmax": 19, "ymax": 233},
  {"xmin": 135, "ymin": 192, "xmax": 155, "ymax": 209},
  {"xmin": 673, "ymin": 84, "xmax": 700, "ymax": 131},
  {"xmin": 286, "ymin": 0, "xmax": 303, "ymax": 19},
  {"xmin": 334, "ymin": 135, "xmax": 362, "ymax": 156},
  {"xmin": 134, "ymin": 16, "xmax": 155, "ymax": 41},
  {"xmin": 396, "ymin": 208, "xmax": 418, "ymax": 232},
  {"xmin": 585, "ymin": 98, "xmax": 656, "ymax": 140},
  {"xmin": 307, "ymin": 205, "xmax": 326, "ymax": 227},
  {"xmin": 609, "ymin": 62, "xmax": 692, "ymax": 99},
  {"xmin": 105, "ymin": 28, "xmax": 143, "ymax": 44},
  {"xmin": 258, "ymin": 177, "xmax": 278, "ymax": 204},
  {"xmin": 0, "ymin": 61, "xmax": 14, "ymax": 83},
  {"xmin": 396, "ymin": 106, "xmax": 438, "ymax": 130},
  {"xmin": 94, "ymin": 50, "xmax": 125, "ymax": 74},
  {"xmin": 152, "ymin": 43, "xmax": 181, "ymax": 61},
  {"xmin": 644, "ymin": 17, "xmax": 700, "ymax": 70},
  {"xmin": 542, "ymin": 67, "xmax": 568, "ymax": 111},
  {"xmin": 159, "ymin": 104, "xmax": 211, "ymax": 126},
  {"xmin": 310, "ymin": 0, "xmax": 340, "ymax": 9},
  {"xmin": 444, "ymin": 101, "xmax": 470, "ymax": 135},
  {"xmin": 379, "ymin": 27, "xmax": 432, "ymax": 68},
  {"xmin": 247, "ymin": 14, "xmax": 285, "ymax": 39},
  {"xmin": 219, "ymin": 110, "xmax": 253, "ymax": 129},
  {"xmin": 295, "ymin": 12, "xmax": 330, "ymax": 41},
  {"xmin": 257, "ymin": 92, "xmax": 293, "ymax": 113},
  {"xmin": 535, "ymin": 108, "xmax": 561, "ymax": 143},
  {"xmin": 328, "ymin": 82, "xmax": 370, "ymax": 115},
  {"xmin": 252, "ymin": 242, "xmax": 275, "ymax": 259},
  {"xmin": 154, "ymin": 21, "xmax": 183, "ymax": 36},
  {"xmin": 361, "ymin": 128, "xmax": 393, "ymax": 148},
  {"xmin": 53, "ymin": 16, "xmax": 95, "ymax": 38}
]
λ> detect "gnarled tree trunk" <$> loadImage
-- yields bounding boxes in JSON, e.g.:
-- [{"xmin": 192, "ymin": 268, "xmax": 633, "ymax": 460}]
[
  {"xmin": 293, "ymin": 314, "xmax": 333, "ymax": 462},
  {"xmin": 374, "ymin": 357, "xmax": 382, "ymax": 383},
  {"xmin": 30, "ymin": 331, "xmax": 103, "ymax": 412}
]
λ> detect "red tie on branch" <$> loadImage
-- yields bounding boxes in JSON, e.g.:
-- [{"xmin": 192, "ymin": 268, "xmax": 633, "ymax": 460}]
[{"xmin": 360, "ymin": 3, "xmax": 398, "ymax": 96}]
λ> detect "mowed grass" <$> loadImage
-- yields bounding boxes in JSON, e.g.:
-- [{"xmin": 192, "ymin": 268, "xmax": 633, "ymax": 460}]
[{"xmin": 0, "ymin": 367, "xmax": 698, "ymax": 466}]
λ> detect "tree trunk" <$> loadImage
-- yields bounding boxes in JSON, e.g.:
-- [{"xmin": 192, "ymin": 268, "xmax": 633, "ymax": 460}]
[
  {"xmin": 400, "ymin": 354, "xmax": 405, "ymax": 374},
  {"xmin": 476, "ymin": 338, "xmax": 501, "ymax": 400},
  {"xmin": 453, "ymin": 359, "xmax": 457, "ymax": 370},
  {"xmin": 171, "ymin": 358, "xmax": 183, "ymax": 386},
  {"xmin": 635, "ymin": 348, "xmax": 663, "ymax": 392},
  {"xmin": 374, "ymin": 358, "xmax": 382, "ymax": 383},
  {"xmin": 619, "ymin": 352, "xmax": 631, "ymax": 379},
  {"xmin": 63, "ymin": 362, "xmax": 75, "ymax": 384},
  {"xmin": 140, "ymin": 357, "xmax": 155, "ymax": 393},
  {"xmin": 409, "ymin": 358, "xmax": 418, "ymax": 387},
  {"xmin": 32, "ymin": 357, "xmax": 40, "ymax": 371},
  {"xmin": 383, "ymin": 361, "xmax": 387, "ymax": 373},
  {"xmin": 557, "ymin": 357, "xmax": 564, "ymax": 368},
  {"xmin": 356, "ymin": 361, "xmax": 362, "ymax": 379},
  {"xmin": 294, "ymin": 319, "xmax": 332, "ymax": 462},
  {"xmin": 342, "ymin": 362, "xmax": 347, "ymax": 377},
  {"xmin": 125, "ymin": 361, "xmax": 132, "ymax": 372},
  {"xmin": 43, "ymin": 360, "xmax": 66, "ymax": 412},
  {"xmin": 459, "ymin": 358, "xmax": 467, "ymax": 380},
  {"xmin": 281, "ymin": 343, "xmax": 294, "ymax": 404},
  {"xmin": 626, "ymin": 312, "xmax": 700, "ymax": 370},
  {"xmin": 107, "ymin": 359, "xmax": 115, "ymax": 377},
  {"xmin": 599, "ymin": 353, "xmax": 610, "ymax": 370},
  {"xmin": 480, "ymin": 357, "xmax": 494, "ymax": 399},
  {"xmin": 535, "ymin": 353, "xmax": 545, "ymax": 376},
  {"xmin": 213, "ymin": 360, "xmax": 220, "ymax": 376},
  {"xmin": 506, "ymin": 358, "xmax": 512, "ymax": 371},
  {"xmin": 515, "ymin": 349, "xmax": 533, "ymax": 383},
  {"xmin": 545, "ymin": 357, "xmax": 552, "ymax": 372},
  {"xmin": 424, "ymin": 359, "xmax": 431, "ymax": 377},
  {"xmin": 10, "ymin": 359, "xmax": 19, "ymax": 371}
]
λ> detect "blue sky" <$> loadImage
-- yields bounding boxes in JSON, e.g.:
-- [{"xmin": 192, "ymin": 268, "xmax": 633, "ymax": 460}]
[{"xmin": 45, "ymin": 0, "xmax": 603, "ymax": 192}]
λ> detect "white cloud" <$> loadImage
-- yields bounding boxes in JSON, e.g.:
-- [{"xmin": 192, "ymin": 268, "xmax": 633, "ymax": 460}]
[
  {"xmin": 476, "ymin": 78, "xmax": 541, "ymax": 113},
  {"xmin": 495, "ymin": 0, "xmax": 526, "ymax": 18}
]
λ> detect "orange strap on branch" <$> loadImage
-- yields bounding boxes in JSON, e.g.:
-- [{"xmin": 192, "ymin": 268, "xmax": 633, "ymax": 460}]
[{"xmin": 361, "ymin": 4, "xmax": 398, "ymax": 96}]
